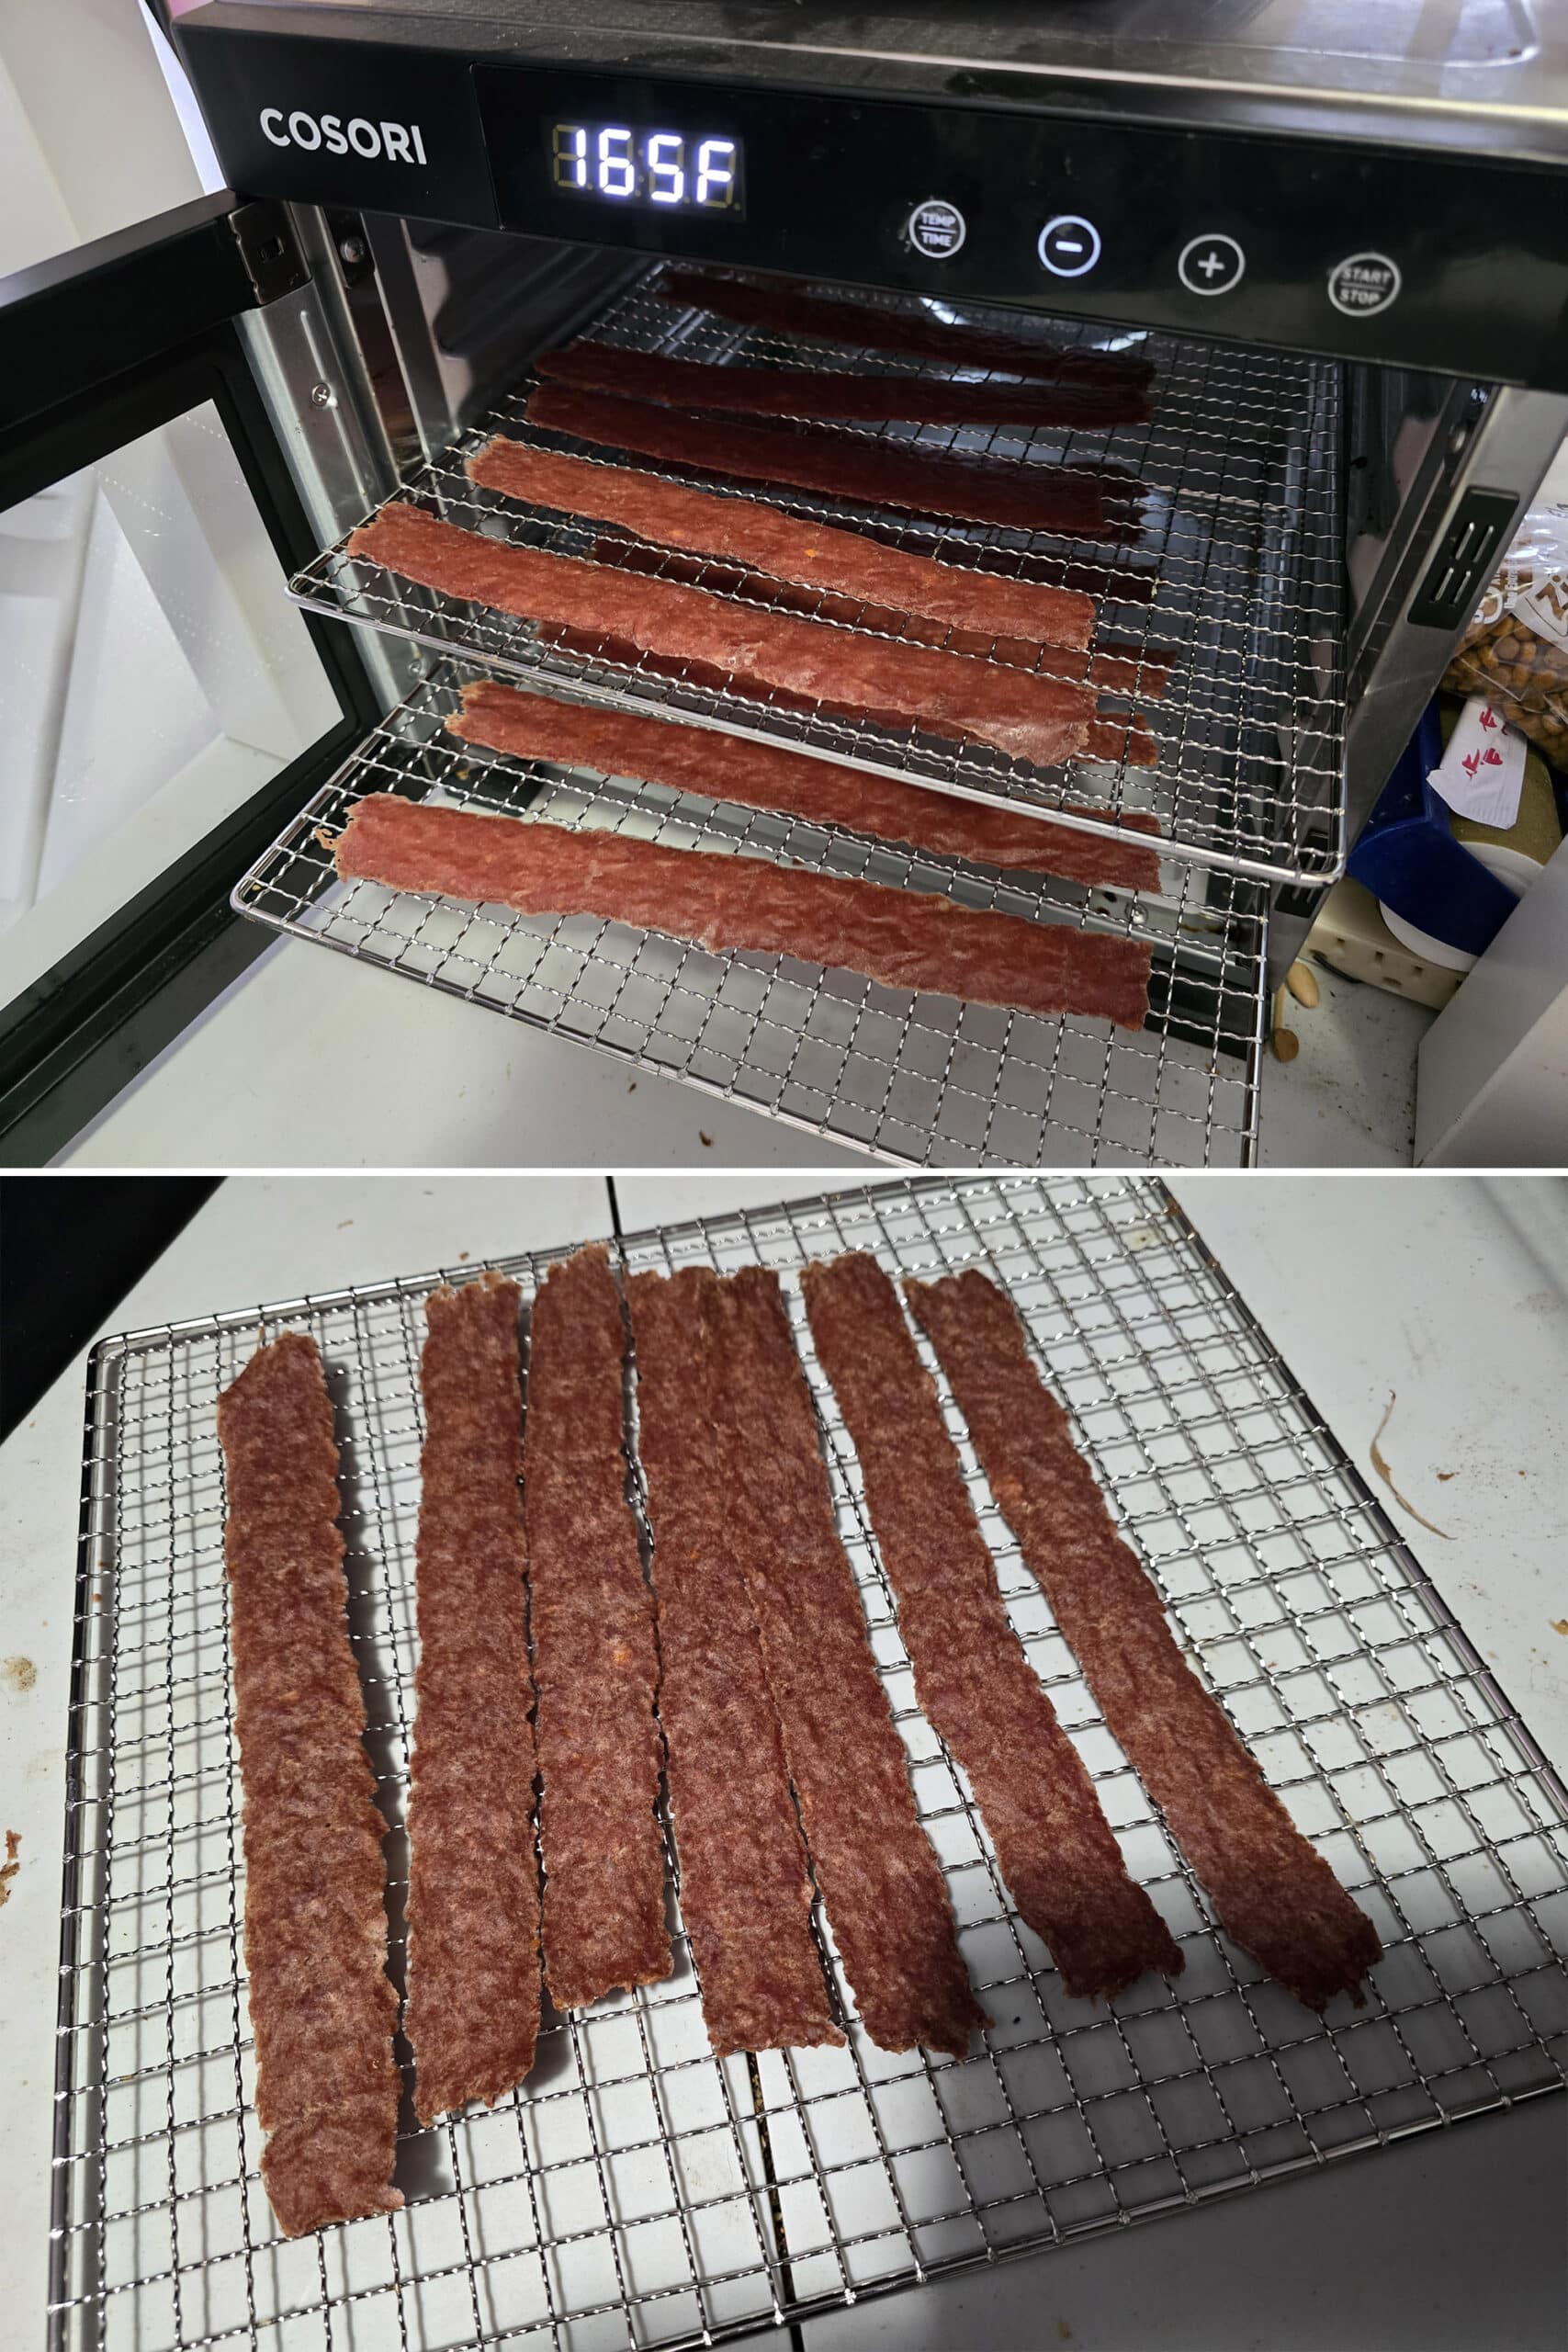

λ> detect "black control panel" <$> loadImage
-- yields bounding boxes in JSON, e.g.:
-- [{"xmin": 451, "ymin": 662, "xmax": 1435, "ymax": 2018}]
[{"xmin": 175, "ymin": 22, "xmax": 1568, "ymax": 390}]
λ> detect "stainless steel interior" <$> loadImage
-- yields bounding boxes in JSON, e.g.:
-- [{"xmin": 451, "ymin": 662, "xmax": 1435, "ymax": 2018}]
[
  {"xmin": 50, "ymin": 1173, "xmax": 1568, "ymax": 2352},
  {"xmin": 226, "ymin": 196, "xmax": 1567, "ymax": 1150},
  {"xmin": 273, "ymin": 211, "xmax": 1568, "ymax": 880},
  {"xmin": 233, "ymin": 663, "xmax": 1266, "ymax": 1170},
  {"xmin": 288, "ymin": 266, "xmax": 1348, "ymax": 885}
]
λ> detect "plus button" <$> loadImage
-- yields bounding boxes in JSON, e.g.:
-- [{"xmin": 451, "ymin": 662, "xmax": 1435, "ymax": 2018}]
[{"xmin": 1178, "ymin": 232, "xmax": 1247, "ymax": 297}]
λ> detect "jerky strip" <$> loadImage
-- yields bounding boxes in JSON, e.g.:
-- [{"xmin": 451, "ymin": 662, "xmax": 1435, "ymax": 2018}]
[
  {"xmin": 800, "ymin": 1257, "xmax": 1183, "ymax": 2004},
  {"xmin": 626, "ymin": 1268, "xmax": 840, "ymax": 2054},
  {"xmin": 348, "ymin": 503, "xmax": 1094, "ymax": 769},
  {"xmin": 449, "ymin": 679, "xmax": 1164, "ymax": 894},
  {"xmin": 216, "ymin": 1333, "xmax": 401, "ymax": 2235},
  {"xmin": 588, "ymin": 534, "xmax": 1174, "ymax": 694},
  {"xmin": 903, "ymin": 1270, "xmax": 1382, "ymax": 2011},
  {"xmin": 469, "ymin": 435, "xmax": 1096, "ymax": 652},
  {"xmin": 537, "ymin": 343, "xmax": 1151, "ymax": 427},
  {"xmin": 527, "ymin": 385, "xmax": 1140, "ymax": 542},
  {"xmin": 716, "ymin": 1271, "xmax": 983, "ymax": 2056},
  {"xmin": 583, "ymin": 537, "xmax": 1106, "ymax": 678},
  {"xmin": 654, "ymin": 271, "xmax": 1156, "ymax": 390},
  {"xmin": 535, "ymin": 606, "xmax": 1156, "ymax": 772},
  {"xmin": 1082, "ymin": 712, "xmax": 1159, "ymax": 769},
  {"xmin": 525, "ymin": 1246, "xmax": 671, "ymax": 2010},
  {"xmin": 555, "ymin": 549, "xmax": 1164, "ymax": 768},
  {"xmin": 333, "ymin": 797, "xmax": 1154, "ymax": 1030},
  {"xmin": 406, "ymin": 1274, "xmax": 541, "ymax": 2123}
]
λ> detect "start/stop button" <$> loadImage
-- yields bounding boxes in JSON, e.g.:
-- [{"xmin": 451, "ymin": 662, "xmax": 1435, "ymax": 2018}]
[{"xmin": 1327, "ymin": 253, "xmax": 1402, "ymax": 318}]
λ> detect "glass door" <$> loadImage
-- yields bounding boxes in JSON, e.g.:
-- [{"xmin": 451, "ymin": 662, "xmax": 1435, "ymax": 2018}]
[{"xmin": 0, "ymin": 190, "xmax": 384, "ymax": 1163}]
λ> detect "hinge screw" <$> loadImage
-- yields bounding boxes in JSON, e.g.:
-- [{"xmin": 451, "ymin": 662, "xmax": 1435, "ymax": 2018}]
[
  {"xmin": 338, "ymin": 235, "xmax": 367, "ymax": 267},
  {"xmin": 310, "ymin": 382, "xmax": 335, "ymax": 409}
]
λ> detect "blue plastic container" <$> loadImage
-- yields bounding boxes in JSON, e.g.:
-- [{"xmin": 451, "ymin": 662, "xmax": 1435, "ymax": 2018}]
[{"xmin": 1347, "ymin": 702, "xmax": 1525, "ymax": 960}]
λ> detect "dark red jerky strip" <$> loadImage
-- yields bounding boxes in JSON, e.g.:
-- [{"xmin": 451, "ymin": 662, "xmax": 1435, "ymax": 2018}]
[
  {"xmin": 469, "ymin": 435, "xmax": 1097, "ymax": 651},
  {"xmin": 716, "ymin": 1271, "xmax": 983, "ymax": 2057},
  {"xmin": 626, "ymin": 1268, "xmax": 840, "ymax": 2055},
  {"xmin": 524, "ymin": 1246, "xmax": 671, "ymax": 2010},
  {"xmin": 333, "ymin": 797, "xmax": 1154, "ymax": 1031},
  {"xmin": 449, "ymin": 678, "xmax": 1164, "ymax": 895},
  {"xmin": 348, "ymin": 503, "xmax": 1094, "ymax": 770},
  {"xmin": 903, "ymin": 1270, "xmax": 1382, "ymax": 2011},
  {"xmin": 652, "ymin": 270, "xmax": 1156, "ymax": 391},
  {"xmin": 527, "ymin": 384, "xmax": 1141, "ymax": 542},
  {"xmin": 405, "ymin": 1274, "xmax": 541, "ymax": 2123},
  {"xmin": 536, "ymin": 343, "xmax": 1151, "ymax": 427},
  {"xmin": 800, "ymin": 1257, "xmax": 1183, "ymax": 2005},
  {"xmin": 216, "ymin": 1332, "xmax": 401, "ymax": 2235}
]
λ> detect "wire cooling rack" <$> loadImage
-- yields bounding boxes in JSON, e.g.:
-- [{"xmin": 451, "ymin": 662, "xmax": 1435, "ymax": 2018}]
[
  {"xmin": 232, "ymin": 662, "xmax": 1266, "ymax": 1170},
  {"xmin": 54, "ymin": 1175, "xmax": 1567, "ymax": 2352},
  {"xmin": 287, "ymin": 267, "xmax": 1346, "ymax": 885}
]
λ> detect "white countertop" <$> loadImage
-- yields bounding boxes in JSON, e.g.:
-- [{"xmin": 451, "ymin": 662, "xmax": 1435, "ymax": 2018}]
[
  {"xmin": 55, "ymin": 929, "xmax": 1420, "ymax": 1171},
  {"xmin": 3, "ymin": 1172, "xmax": 1564, "ymax": 2352}
]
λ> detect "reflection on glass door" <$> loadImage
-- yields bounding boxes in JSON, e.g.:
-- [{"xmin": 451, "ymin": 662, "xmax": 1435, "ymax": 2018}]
[{"xmin": 0, "ymin": 401, "xmax": 340, "ymax": 1008}]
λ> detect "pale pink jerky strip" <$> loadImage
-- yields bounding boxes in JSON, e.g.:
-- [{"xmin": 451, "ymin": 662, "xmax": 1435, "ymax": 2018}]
[
  {"xmin": 333, "ymin": 797, "xmax": 1153, "ymax": 1032},
  {"xmin": 448, "ymin": 676, "xmax": 1163, "ymax": 893},
  {"xmin": 348, "ymin": 501, "xmax": 1095, "ymax": 767},
  {"xmin": 469, "ymin": 434, "xmax": 1097, "ymax": 652}
]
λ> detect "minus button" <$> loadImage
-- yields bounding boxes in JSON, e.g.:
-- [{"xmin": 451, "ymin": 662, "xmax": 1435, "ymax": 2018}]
[{"xmin": 1038, "ymin": 215, "xmax": 1102, "ymax": 278}]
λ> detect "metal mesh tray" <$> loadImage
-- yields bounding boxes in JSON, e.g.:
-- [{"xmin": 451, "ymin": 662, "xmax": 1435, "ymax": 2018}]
[
  {"xmin": 232, "ymin": 662, "xmax": 1266, "ymax": 1170},
  {"xmin": 287, "ymin": 268, "xmax": 1346, "ymax": 885},
  {"xmin": 52, "ymin": 1174, "xmax": 1568, "ymax": 2352}
]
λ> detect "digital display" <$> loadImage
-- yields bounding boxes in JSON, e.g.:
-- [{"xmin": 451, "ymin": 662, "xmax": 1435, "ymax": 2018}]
[{"xmin": 547, "ymin": 121, "xmax": 744, "ymax": 215}]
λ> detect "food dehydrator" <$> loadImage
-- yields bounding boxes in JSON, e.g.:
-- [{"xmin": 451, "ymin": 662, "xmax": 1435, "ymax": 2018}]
[{"xmin": 4, "ymin": 0, "xmax": 1566, "ymax": 1166}]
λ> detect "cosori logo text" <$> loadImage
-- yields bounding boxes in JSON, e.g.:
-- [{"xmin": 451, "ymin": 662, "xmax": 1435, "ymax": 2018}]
[{"xmin": 259, "ymin": 109, "xmax": 427, "ymax": 163}]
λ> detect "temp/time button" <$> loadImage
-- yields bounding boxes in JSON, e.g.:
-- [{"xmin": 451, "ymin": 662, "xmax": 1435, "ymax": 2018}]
[
  {"xmin": 1327, "ymin": 252, "xmax": 1402, "ymax": 318},
  {"xmin": 906, "ymin": 198, "xmax": 966, "ymax": 258}
]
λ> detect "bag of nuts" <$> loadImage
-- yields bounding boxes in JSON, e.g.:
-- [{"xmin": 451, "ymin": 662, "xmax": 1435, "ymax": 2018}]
[{"xmin": 1442, "ymin": 504, "xmax": 1568, "ymax": 772}]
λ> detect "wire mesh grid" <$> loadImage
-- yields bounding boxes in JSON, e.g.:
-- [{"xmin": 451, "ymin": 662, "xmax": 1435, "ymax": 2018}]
[
  {"xmin": 287, "ymin": 266, "xmax": 1347, "ymax": 885},
  {"xmin": 54, "ymin": 1174, "xmax": 1568, "ymax": 2352},
  {"xmin": 233, "ymin": 662, "xmax": 1266, "ymax": 1170}
]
